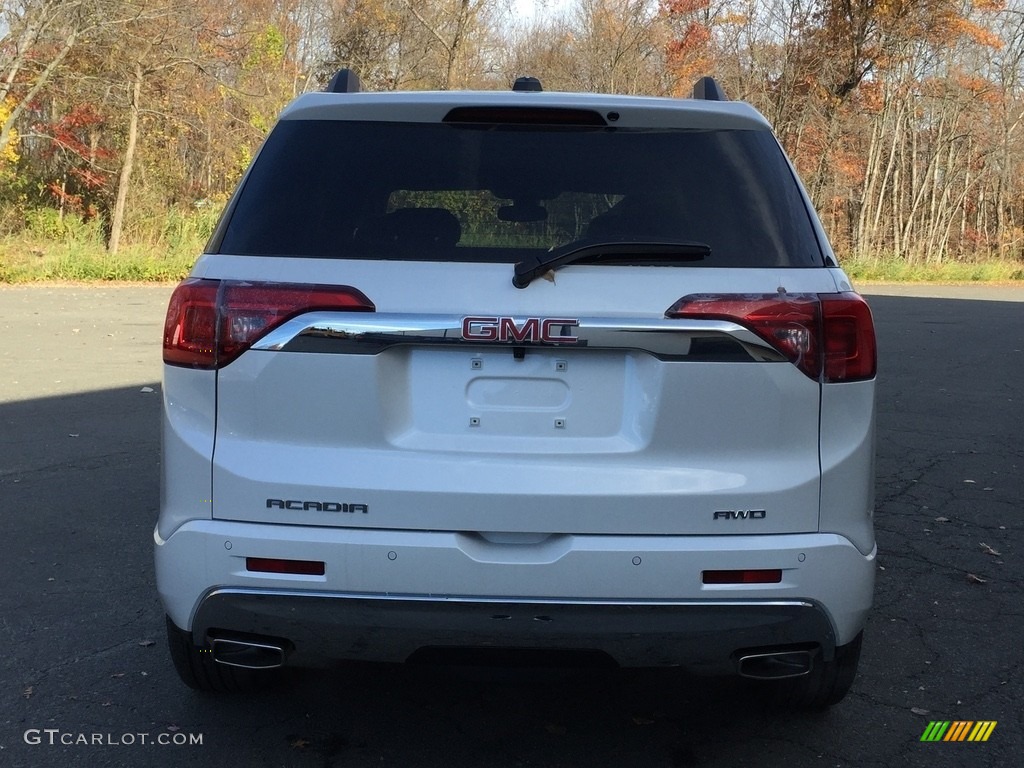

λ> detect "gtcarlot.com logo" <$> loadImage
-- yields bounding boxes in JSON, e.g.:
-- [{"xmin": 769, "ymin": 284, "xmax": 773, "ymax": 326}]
[
  {"xmin": 24, "ymin": 729, "xmax": 203, "ymax": 747},
  {"xmin": 920, "ymin": 721, "xmax": 997, "ymax": 743}
]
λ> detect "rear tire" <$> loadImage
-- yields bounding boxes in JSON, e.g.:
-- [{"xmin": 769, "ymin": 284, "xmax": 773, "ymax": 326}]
[
  {"xmin": 165, "ymin": 615, "xmax": 278, "ymax": 693},
  {"xmin": 758, "ymin": 631, "xmax": 863, "ymax": 710}
]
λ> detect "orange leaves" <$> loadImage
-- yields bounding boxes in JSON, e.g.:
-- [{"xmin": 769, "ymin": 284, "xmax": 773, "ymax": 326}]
[
  {"xmin": 666, "ymin": 23, "xmax": 711, "ymax": 63},
  {"xmin": 664, "ymin": 29, "xmax": 714, "ymax": 89},
  {"xmin": 660, "ymin": 0, "xmax": 710, "ymax": 14},
  {"xmin": 720, "ymin": 14, "xmax": 749, "ymax": 27},
  {"xmin": 953, "ymin": 72, "xmax": 998, "ymax": 102},
  {"xmin": 952, "ymin": 17, "xmax": 1003, "ymax": 50},
  {"xmin": 834, "ymin": 149, "xmax": 867, "ymax": 187},
  {"xmin": 659, "ymin": 0, "xmax": 714, "ymax": 89},
  {"xmin": 857, "ymin": 80, "xmax": 886, "ymax": 115}
]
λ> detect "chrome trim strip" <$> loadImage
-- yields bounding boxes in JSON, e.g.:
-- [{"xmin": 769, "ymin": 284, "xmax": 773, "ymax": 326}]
[
  {"xmin": 197, "ymin": 586, "xmax": 815, "ymax": 610},
  {"xmin": 251, "ymin": 312, "xmax": 786, "ymax": 361}
]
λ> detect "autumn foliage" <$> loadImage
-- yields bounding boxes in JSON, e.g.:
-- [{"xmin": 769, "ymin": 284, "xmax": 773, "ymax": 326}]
[{"xmin": 1, "ymin": 0, "xmax": 1023, "ymax": 264}]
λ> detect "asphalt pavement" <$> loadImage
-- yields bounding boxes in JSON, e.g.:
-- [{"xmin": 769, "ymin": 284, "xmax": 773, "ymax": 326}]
[{"xmin": 0, "ymin": 283, "xmax": 1021, "ymax": 768}]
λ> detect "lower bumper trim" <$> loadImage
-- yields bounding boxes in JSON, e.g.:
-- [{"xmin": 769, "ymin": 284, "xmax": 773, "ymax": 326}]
[{"xmin": 192, "ymin": 589, "xmax": 837, "ymax": 673}]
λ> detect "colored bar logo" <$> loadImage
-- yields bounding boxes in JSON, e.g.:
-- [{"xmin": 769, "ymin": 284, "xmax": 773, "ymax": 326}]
[{"xmin": 920, "ymin": 721, "xmax": 997, "ymax": 742}]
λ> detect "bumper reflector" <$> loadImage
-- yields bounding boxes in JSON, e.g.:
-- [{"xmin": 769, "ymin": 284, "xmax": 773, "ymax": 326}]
[
  {"xmin": 702, "ymin": 569, "xmax": 782, "ymax": 585},
  {"xmin": 246, "ymin": 557, "xmax": 325, "ymax": 576}
]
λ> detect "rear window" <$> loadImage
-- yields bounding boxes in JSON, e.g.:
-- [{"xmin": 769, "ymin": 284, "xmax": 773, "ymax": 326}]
[{"xmin": 215, "ymin": 120, "xmax": 824, "ymax": 267}]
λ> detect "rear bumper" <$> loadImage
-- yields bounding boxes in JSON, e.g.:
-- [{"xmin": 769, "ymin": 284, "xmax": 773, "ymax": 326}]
[
  {"xmin": 191, "ymin": 589, "xmax": 836, "ymax": 673},
  {"xmin": 155, "ymin": 520, "xmax": 875, "ymax": 671}
]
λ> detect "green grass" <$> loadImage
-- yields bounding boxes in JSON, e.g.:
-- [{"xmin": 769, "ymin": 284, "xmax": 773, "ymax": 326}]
[
  {"xmin": 3, "ymin": 236, "xmax": 1024, "ymax": 285},
  {"xmin": 0, "ymin": 203, "xmax": 219, "ymax": 283},
  {"xmin": 0, "ymin": 236, "xmax": 199, "ymax": 283},
  {"xmin": 840, "ymin": 253, "xmax": 1024, "ymax": 283}
]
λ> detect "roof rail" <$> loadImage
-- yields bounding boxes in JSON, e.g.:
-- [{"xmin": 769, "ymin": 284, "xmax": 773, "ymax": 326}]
[
  {"xmin": 512, "ymin": 76, "xmax": 543, "ymax": 93},
  {"xmin": 691, "ymin": 76, "xmax": 728, "ymax": 101},
  {"xmin": 326, "ymin": 69, "xmax": 362, "ymax": 94}
]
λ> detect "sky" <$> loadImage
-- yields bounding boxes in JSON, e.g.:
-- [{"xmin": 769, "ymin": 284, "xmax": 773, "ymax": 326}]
[{"xmin": 512, "ymin": 0, "xmax": 571, "ymax": 21}]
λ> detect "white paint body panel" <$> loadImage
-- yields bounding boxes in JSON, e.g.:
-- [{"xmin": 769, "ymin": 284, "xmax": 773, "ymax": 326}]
[
  {"xmin": 156, "ymin": 89, "xmax": 877, "ymax": 670},
  {"xmin": 200, "ymin": 262, "xmax": 832, "ymax": 537},
  {"xmin": 155, "ymin": 520, "xmax": 875, "ymax": 648}
]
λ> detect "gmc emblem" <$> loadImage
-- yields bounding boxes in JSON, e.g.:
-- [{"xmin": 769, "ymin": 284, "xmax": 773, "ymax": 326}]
[{"xmin": 461, "ymin": 316, "xmax": 579, "ymax": 344}]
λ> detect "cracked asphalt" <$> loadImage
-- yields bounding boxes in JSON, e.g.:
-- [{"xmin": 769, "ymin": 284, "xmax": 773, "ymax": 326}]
[{"xmin": 0, "ymin": 283, "xmax": 1020, "ymax": 767}]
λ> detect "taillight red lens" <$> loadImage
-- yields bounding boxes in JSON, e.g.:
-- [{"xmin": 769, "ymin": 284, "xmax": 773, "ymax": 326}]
[
  {"xmin": 666, "ymin": 292, "xmax": 876, "ymax": 382},
  {"xmin": 163, "ymin": 278, "xmax": 219, "ymax": 368},
  {"xmin": 163, "ymin": 279, "xmax": 375, "ymax": 369},
  {"xmin": 821, "ymin": 295, "xmax": 876, "ymax": 382}
]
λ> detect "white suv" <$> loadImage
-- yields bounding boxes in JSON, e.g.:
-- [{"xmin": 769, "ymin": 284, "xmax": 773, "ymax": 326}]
[{"xmin": 156, "ymin": 72, "xmax": 877, "ymax": 708}]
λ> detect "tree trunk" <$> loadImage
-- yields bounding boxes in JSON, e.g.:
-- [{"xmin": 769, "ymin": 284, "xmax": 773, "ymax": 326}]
[{"xmin": 108, "ymin": 62, "xmax": 143, "ymax": 254}]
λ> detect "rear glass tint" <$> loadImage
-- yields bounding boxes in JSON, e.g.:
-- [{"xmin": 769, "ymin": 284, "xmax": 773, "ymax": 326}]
[{"xmin": 215, "ymin": 120, "xmax": 824, "ymax": 267}]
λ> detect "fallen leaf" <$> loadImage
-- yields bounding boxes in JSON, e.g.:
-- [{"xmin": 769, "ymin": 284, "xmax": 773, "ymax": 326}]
[
  {"xmin": 542, "ymin": 271, "xmax": 556, "ymax": 283},
  {"xmin": 934, "ymin": 517, "xmax": 949, "ymax": 523},
  {"xmin": 101, "ymin": 701, "xmax": 112, "ymax": 707},
  {"xmin": 966, "ymin": 573, "xmax": 988, "ymax": 585},
  {"xmin": 110, "ymin": 672, "xmax": 125, "ymax": 678},
  {"xmin": 140, "ymin": 386, "xmax": 155, "ymax": 393},
  {"xmin": 980, "ymin": 543, "xmax": 1001, "ymax": 557},
  {"xmin": 911, "ymin": 707, "xmax": 930, "ymax": 716},
  {"xmin": 23, "ymin": 686, "xmax": 33, "ymax": 699},
  {"xmin": 138, "ymin": 640, "xmax": 155, "ymax": 647},
  {"xmin": 963, "ymin": 479, "xmax": 976, "ymax": 484},
  {"xmin": 290, "ymin": 737, "xmax": 311, "ymax": 749}
]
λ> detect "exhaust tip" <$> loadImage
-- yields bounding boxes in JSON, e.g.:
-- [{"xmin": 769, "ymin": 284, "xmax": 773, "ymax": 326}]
[
  {"xmin": 737, "ymin": 650, "xmax": 813, "ymax": 680},
  {"xmin": 212, "ymin": 637, "xmax": 286, "ymax": 670}
]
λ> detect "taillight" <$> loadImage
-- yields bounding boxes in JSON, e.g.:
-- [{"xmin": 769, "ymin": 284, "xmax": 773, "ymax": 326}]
[
  {"xmin": 163, "ymin": 279, "xmax": 219, "ymax": 368},
  {"xmin": 163, "ymin": 279, "xmax": 375, "ymax": 369},
  {"xmin": 666, "ymin": 292, "xmax": 875, "ymax": 382},
  {"xmin": 820, "ymin": 295, "xmax": 877, "ymax": 382}
]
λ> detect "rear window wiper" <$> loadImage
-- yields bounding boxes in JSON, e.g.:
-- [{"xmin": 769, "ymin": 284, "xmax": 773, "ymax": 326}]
[{"xmin": 512, "ymin": 240, "xmax": 711, "ymax": 288}]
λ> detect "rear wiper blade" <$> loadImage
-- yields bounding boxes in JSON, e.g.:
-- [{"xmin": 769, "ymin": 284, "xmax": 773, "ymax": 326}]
[{"xmin": 512, "ymin": 240, "xmax": 711, "ymax": 289}]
